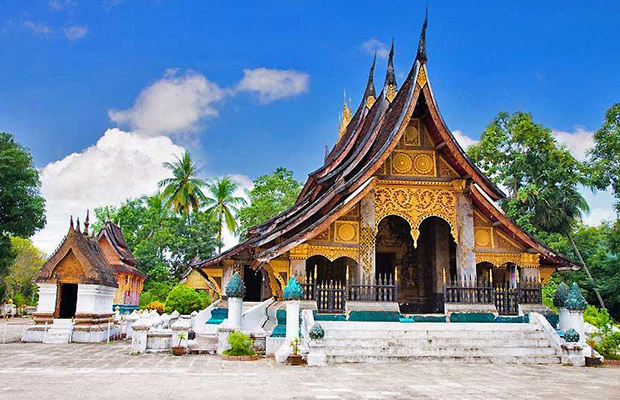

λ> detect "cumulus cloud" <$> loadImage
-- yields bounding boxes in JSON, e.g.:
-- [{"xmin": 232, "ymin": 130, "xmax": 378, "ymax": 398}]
[
  {"xmin": 552, "ymin": 127, "xmax": 595, "ymax": 161},
  {"xmin": 452, "ymin": 130, "xmax": 479, "ymax": 150},
  {"xmin": 23, "ymin": 20, "xmax": 53, "ymax": 35},
  {"xmin": 109, "ymin": 70, "xmax": 227, "ymax": 137},
  {"xmin": 236, "ymin": 68, "xmax": 309, "ymax": 103},
  {"xmin": 361, "ymin": 38, "xmax": 389, "ymax": 59},
  {"xmin": 32, "ymin": 129, "xmax": 185, "ymax": 254},
  {"xmin": 63, "ymin": 25, "xmax": 88, "ymax": 40}
]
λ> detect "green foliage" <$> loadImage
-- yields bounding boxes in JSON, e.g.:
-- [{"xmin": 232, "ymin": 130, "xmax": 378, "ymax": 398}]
[
  {"xmin": 468, "ymin": 111, "xmax": 588, "ymax": 237},
  {"xmin": 542, "ymin": 277, "xmax": 560, "ymax": 311},
  {"xmin": 3, "ymin": 237, "xmax": 45, "ymax": 304},
  {"xmin": 237, "ymin": 167, "xmax": 301, "ymax": 238},
  {"xmin": 584, "ymin": 305, "xmax": 612, "ymax": 328},
  {"xmin": 204, "ymin": 177, "xmax": 247, "ymax": 251},
  {"xmin": 289, "ymin": 337, "xmax": 301, "ymax": 355},
  {"xmin": 12, "ymin": 292, "xmax": 27, "ymax": 307},
  {"xmin": 0, "ymin": 133, "xmax": 46, "ymax": 298},
  {"xmin": 588, "ymin": 102, "xmax": 620, "ymax": 214},
  {"xmin": 164, "ymin": 284, "xmax": 209, "ymax": 314},
  {"xmin": 223, "ymin": 330, "xmax": 255, "ymax": 356},
  {"xmin": 94, "ymin": 194, "xmax": 219, "ymax": 286},
  {"xmin": 158, "ymin": 151, "xmax": 207, "ymax": 218}
]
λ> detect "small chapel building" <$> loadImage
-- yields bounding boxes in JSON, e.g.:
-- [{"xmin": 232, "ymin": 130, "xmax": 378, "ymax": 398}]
[
  {"xmin": 187, "ymin": 14, "xmax": 580, "ymax": 316},
  {"xmin": 24, "ymin": 214, "xmax": 144, "ymax": 343}
]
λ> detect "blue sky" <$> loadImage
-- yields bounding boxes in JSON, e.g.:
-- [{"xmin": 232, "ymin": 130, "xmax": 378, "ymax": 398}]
[{"xmin": 1, "ymin": 1, "xmax": 618, "ymax": 252}]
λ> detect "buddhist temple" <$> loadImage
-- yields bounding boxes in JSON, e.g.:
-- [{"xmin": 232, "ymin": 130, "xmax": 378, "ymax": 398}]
[
  {"xmin": 188, "ymin": 13, "xmax": 580, "ymax": 316},
  {"xmin": 24, "ymin": 213, "xmax": 144, "ymax": 343}
]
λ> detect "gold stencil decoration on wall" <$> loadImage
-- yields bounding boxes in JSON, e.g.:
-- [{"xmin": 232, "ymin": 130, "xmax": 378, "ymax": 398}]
[
  {"xmin": 417, "ymin": 66, "xmax": 428, "ymax": 88},
  {"xmin": 495, "ymin": 230, "xmax": 524, "ymax": 251},
  {"xmin": 359, "ymin": 225, "xmax": 377, "ymax": 276},
  {"xmin": 403, "ymin": 119, "xmax": 421, "ymax": 146},
  {"xmin": 334, "ymin": 221, "xmax": 359, "ymax": 243},
  {"xmin": 315, "ymin": 228, "xmax": 330, "ymax": 241},
  {"xmin": 475, "ymin": 252, "xmax": 540, "ymax": 268},
  {"xmin": 474, "ymin": 227, "xmax": 494, "ymax": 248},
  {"xmin": 390, "ymin": 150, "xmax": 436, "ymax": 176},
  {"xmin": 439, "ymin": 157, "xmax": 458, "ymax": 178},
  {"xmin": 374, "ymin": 184, "xmax": 458, "ymax": 246}
]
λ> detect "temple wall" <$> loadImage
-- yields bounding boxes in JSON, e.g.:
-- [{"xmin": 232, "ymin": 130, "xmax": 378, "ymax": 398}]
[
  {"xmin": 37, "ymin": 283, "xmax": 57, "ymax": 313},
  {"xmin": 76, "ymin": 284, "xmax": 116, "ymax": 314}
]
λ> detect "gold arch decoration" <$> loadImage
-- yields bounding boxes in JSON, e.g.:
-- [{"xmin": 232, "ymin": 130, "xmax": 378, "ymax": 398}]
[
  {"xmin": 475, "ymin": 252, "xmax": 540, "ymax": 268},
  {"xmin": 289, "ymin": 243, "xmax": 359, "ymax": 262},
  {"xmin": 374, "ymin": 185, "xmax": 458, "ymax": 247}
]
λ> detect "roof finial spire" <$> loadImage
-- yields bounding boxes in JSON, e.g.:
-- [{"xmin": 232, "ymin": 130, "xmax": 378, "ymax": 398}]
[
  {"xmin": 416, "ymin": 5, "xmax": 428, "ymax": 63},
  {"xmin": 76, "ymin": 217, "xmax": 81, "ymax": 233},
  {"xmin": 385, "ymin": 38, "xmax": 397, "ymax": 102},
  {"xmin": 70, "ymin": 215, "xmax": 74, "ymax": 230},
  {"xmin": 84, "ymin": 209, "xmax": 90, "ymax": 235},
  {"xmin": 363, "ymin": 52, "xmax": 377, "ymax": 109},
  {"xmin": 338, "ymin": 89, "xmax": 352, "ymax": 141}
]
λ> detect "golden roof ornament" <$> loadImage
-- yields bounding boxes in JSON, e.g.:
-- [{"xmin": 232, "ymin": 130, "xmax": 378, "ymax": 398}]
[
  {"xmin": 338, "ymin": 91, "xmax": 352, "ymax": 141},
  {"xmin": 384, "ymin": 39, "xmax": 397, "ymax": 103},
  {"xmin": 364, "ymin": 53, "xmax": 377, "ymax": 109}
]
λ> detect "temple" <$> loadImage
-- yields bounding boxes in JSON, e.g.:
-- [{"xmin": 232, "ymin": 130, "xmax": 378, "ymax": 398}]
[
  {"xmin": 188, "ymin": 14, "xmax": 579, "ymax": 317},
  {"xmin": 24, "ymin": 213, "xmax": 144, "ymax": 343}
]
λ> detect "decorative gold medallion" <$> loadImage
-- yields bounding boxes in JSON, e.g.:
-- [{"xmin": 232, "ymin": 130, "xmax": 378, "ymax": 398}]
[{"xmin": 392, "ymin": 153, "xmax": 413, "ymax": 174}]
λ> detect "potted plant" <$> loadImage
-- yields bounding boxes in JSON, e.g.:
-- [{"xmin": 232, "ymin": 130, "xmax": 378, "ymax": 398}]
[
  {"xmin": 171, "ymin": 332, "xmax": 186, "ymax": 356},
  {"xmin": 222, "ymin": 330, "xmax": 259, "ymax": 361},
  {"xmin": 287, "ymin": 337, "xmax": 304, "ymax": 365}
]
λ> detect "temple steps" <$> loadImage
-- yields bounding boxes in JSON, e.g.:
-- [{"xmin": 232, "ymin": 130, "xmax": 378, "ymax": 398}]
[
  {"xmin": 43, "ymin": 319, "xmax": 73, "ymax": 344},
  {"xmin": 318, "ymin": 321, "xmax": 561, "ymax": 364}
]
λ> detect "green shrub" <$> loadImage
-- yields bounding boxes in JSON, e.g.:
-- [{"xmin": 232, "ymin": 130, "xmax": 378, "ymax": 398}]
[
  {"xmin": 164, "ymin": 284, "xmax": 207, "ymax": 314},
  {"xmin": 12, "ymin": 293, "xmax": 27, "ymax": 307},
  {"xmin": 223, "ymin": 330, "xmax": 255, "ymax": 356},
  {"xmin": 584, "ymin": 305, "xmax": 612, "ymax": 328},
  {"xmin": 542, "ymin": 278, "xmax": 559, "ymax": 311}
]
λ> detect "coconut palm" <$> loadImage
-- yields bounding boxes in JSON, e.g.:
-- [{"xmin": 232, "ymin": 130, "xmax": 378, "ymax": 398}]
[
  {"xmin": 204, "ymin": 177, "xmax": 247, "ymax": 253},
  {"xmin": 158, "ymin": 152, "xmax": 206, "ymax": 223}
]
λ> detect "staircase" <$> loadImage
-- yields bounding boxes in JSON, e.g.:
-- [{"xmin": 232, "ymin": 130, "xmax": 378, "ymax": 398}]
[
  {"xmin": 43, "ymin": 319, "xmax": 74, "ymax": 344},
  {"xmin": 319, "ymin": 321, "xmax": 561, "ymax": 364}
]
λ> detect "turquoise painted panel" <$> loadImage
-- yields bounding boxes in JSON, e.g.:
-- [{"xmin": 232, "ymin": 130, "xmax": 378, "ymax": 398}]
[
  {"xmin": 449, "ymin": 313, "xmax": 495, "ymax": 323},
  {"xmin": 348, "ymin": 311, "xmax": 401, "ymax": 322},
  {"xmin": 544, "ymin": 314, "xmax": 559, "ymax": 329},
  {"xmin": 412, "ymin": 315, "xmax": 447, "ymax": 323},
  {"xmin": 113, "ymin": 304, "xmax": 139, "ymax": 314},
  {"xmin": 206, "ymin": 308, "xmax": 228, "ymax": 325},
  {"xmin": 313, "ymin": 311, "xmax": 346, "ymax": 321},
  {"xmin": 494, "ymin": 315, "xmax": 525, "ymax": 323}
]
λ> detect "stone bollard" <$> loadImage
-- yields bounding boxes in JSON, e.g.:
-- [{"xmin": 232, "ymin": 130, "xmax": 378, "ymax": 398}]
[
  {"xmin": 171, "ymin": 317, "xmax": 191, "ymax": 348},
  {"xmin": 307, "ymin": 323, "xmax": 327, "ymax": 366},
  {"xmin": 562, "ymin": 328, "xmax": 585, "ymax": 367},
  {"xmin": 225, "ymin": 272, "xmax": 245, "ymax": 330},
  {"xmin": 131, "ymin": 318, "xmax": 150, "ymax": 354},
  {"xmin": 564, "ymin": 283, "xmax": 587, "ymax": 345},
  {"xmin": 276, "ymin": 277, "xmax": 304, "ymax": 363},
  {"xmin": 554, "ymin": 282, "xmax": 570, "ymax": 332},
  {"xmin": 125, "ymin": 310, "xmax": 140, "ymax": 339}
]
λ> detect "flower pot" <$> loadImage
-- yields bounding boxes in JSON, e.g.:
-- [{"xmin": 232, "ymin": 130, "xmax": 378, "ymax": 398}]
[
  {"xmin": 287, "ymin": 354, "xmax": 304, "ymax": 366},
  {"xmin": 171, "ymin": 346, "xmax": 185, "ymax": 356}
]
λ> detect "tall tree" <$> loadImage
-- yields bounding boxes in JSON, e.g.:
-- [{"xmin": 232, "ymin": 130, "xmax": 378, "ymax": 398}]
[
  {"xmin": 204, "ymin": 177, "xmax": 247, "ymax": 253},
  {"xmin": 237, "ymin": 167, "xmax": 301, "ymax": 237},
  {"xmin": 589, "ymin": 102, "xmax": 620, "ymax": 213},
  {"xmin": 0, "ymin": 133, "xmax": 46, "ymax": 300},
  {"xmin": 468, "ymin": 112, "xmax": 604, "ymax": 307},
  {"xmin": 4, "ymin": 237, "xmax": 45, "ymax": 302},
  {"xmin": 158, "ymin": 151, "xmax": 206, "ymax": 223}
]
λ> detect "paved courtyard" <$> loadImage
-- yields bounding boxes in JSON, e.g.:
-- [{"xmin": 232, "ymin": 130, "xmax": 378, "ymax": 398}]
[{"xmin": 0, "ymin": 341, "xmax": 618, "ymax": 400}]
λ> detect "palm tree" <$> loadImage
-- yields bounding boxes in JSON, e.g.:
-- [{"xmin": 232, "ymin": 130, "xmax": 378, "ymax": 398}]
[
  {"xmin": 536, "ymin": 185, "xmax": 606, "ymax": 308},
  {"xmin": 204, "ymin": 177, "xmax": 247, "ymax": 253},
  {"xmin": 158, "ymin": 152, "xmax": 206, "ymax": 224}
]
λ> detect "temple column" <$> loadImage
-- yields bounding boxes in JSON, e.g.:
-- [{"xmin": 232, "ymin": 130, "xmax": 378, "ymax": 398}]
[
  {"xmin": 455, "ymin": 192, "xmax": 476, "ymax": 280},
  {"xmin": 433, "ymin": 221, "xmax": 450, "ymax": 301},
  {"xmin": 359, "ymin": 192, "xmax": 376, "ymax": 282}
]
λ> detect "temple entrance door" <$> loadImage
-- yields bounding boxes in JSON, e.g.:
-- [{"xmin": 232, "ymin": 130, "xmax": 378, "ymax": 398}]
[
  {"xmin": 243, "ymin": 265, "xmax": 262, "ymax": 302},
  {"xmin": 58, "ymin": 283, "xmax": 78, "ymax": 319}
]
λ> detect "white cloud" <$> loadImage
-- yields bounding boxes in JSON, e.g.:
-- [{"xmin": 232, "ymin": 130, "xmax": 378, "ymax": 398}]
[
  {"xmin": 109, "ymin": 70, "xmax": 227, "ymax": 137},
  {"xmin": 63, "ymin": 25, "xmax": 88, "ymax": 40},
  {"xmin": 23, "ymin": 20, "xmax": 53, "ymax": 35},
  {"xmin": 452, "ymin": 130, "xmax": 479, "ymax": 150},
  {"xmin": 361, "ymin": 38, "xmax": 389, "ymax": 59},
  {"xmin": 32, "ymin": 129, "xmax": 185, "ymax": 254},
  {"xmin": 49, "ymin": 0, "xmax": 77, "ymax": 11},
  {"xmin": 236, "ymin": 68, "xmax": 309, "ymax": 103},
  {"xmin": 552, "ymin": 127, "xmax": 595, "ymax": 161}
]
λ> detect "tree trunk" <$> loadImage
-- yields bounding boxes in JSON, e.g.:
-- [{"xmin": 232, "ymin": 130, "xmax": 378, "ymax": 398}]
[
  {"xmin": 218, "ymin": 216, "xmax": 223, "ymax": 254},
  {"xmin": 568, "ymin": 233, "xmax": 606, "ymax": 308}
]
